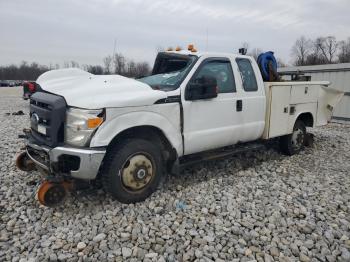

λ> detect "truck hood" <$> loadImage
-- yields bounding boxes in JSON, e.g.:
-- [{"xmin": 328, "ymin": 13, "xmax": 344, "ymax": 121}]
[{"xmin": 36, "ymin": 68, "xmax": 167, "ymax": 109}]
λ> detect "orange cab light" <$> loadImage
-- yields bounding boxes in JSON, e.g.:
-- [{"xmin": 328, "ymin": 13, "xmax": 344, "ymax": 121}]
[
  {"xmin": 175, "ymin": 46, "xmax": 182, "ymax": 51},
  {"xmin": 191, "ymin": 48, "xmax": 197, "ymax": 53},
  {"xmin": 187, "ymin": 44, "xmax": 194, "ymax": 51},
  {"xmin": 87, "ymin": 117, "xmax": 103, "ymax": 129},
  {"xmin": 167, "ymin": 47, "xmax": 174, "ymax": 51},
  {"xmin": 188, "ymin": 44, "xmax": 194, "ymax": 51}
]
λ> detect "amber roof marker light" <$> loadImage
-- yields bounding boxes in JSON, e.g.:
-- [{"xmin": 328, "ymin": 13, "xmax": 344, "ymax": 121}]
[{"xmin": 187, "ymin": 44, "xmax": 197, "ymax": 52}]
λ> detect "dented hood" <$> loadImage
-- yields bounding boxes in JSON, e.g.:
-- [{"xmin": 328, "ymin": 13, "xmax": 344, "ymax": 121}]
[{"xmin": 36, "ymin": 68, "xmax": 167, "ymax": 109}]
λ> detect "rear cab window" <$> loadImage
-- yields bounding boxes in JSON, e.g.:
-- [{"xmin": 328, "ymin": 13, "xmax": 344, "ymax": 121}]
[{"xmin": 236, "ymin": 58, "xmax": 258, "ymax": 92}]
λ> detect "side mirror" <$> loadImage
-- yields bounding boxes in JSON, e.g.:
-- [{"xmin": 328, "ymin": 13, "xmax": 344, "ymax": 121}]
[{"xmin": 185, "ymin": 76, "xmax": 218, "ymax": 101}]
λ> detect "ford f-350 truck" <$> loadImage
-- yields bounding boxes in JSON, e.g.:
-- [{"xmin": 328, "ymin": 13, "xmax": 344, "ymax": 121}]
[{"xmin": 16, "ymin": 48, "xmax": 343, "ymax": 207}]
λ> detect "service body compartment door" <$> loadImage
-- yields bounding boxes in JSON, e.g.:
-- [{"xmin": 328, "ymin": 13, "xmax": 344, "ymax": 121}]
[
  {"xmin": 290, "ymin": 84, "xmax": 318, "ymax": 104},
  {"xmin": 267, "ymin": 85, "xmax": 291, "ymax": 138}
]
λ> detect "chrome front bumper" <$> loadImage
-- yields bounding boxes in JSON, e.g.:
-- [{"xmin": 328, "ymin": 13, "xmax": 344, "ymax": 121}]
[{"xmin": 26, "ymin": 142, "xmax": 106, "ymax": 180}]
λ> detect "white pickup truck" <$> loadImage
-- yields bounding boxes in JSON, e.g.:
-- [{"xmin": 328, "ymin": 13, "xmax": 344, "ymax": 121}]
[{"xmin": 17, "ymin": 49, "xmax": 343, "ymax": 206}]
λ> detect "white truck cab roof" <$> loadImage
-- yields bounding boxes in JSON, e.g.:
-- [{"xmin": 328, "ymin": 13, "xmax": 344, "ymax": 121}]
[{"xmin": 164, "ymin": 50, "xmax": 253, "ymax": 60}]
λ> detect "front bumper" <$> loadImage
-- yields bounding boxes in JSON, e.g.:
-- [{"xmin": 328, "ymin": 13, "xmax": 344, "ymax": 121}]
[{"xmin": 26, "ymin": 142, "xmax": 106, "ymax": 180}]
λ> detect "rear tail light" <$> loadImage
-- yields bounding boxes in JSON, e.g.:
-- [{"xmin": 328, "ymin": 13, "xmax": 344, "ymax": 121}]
[{"xmin": 28, "ymin": 82, "xmax": 36, "ymax": 92}]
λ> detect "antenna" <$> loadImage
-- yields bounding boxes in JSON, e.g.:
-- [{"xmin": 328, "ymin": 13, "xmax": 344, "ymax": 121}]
[
  {"xmin": 205, "ymin": 28, "xmax": 208, "ymax": 51},
  {"xmin": 112, "ymin": 38, "xmax": 117, "ymax": 57}
]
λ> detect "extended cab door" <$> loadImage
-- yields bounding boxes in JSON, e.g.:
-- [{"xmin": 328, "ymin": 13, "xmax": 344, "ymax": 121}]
[
  {"xmin": 181, "ymin": 56, "xmax": 266, "ymax": 155},
  {"xmin": 234, "ymin": 58, "xmax": 266, "ymax": 143},
  {"xmin": 182, "ymin": 57, "xmax": 244, "ymax": 155}
]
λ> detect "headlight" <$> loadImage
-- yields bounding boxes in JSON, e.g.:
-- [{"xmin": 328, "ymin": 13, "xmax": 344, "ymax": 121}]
[{"xmin": 65, "ymin": 108, "xmax": 104, "ymax": 147}]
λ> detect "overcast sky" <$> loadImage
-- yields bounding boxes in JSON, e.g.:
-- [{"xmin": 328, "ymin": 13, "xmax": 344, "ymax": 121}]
[{"xmin": 1, "ymin": 0, "xmax": 349, "ymax": 67}]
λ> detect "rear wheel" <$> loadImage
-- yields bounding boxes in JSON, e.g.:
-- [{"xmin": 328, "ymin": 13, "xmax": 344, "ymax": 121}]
[
  {"xmin": 101, "ymin": 139, "xmax": 164, "ymax": 203},
  {"xmin": 280, "ymin": 120, "xmax": 306, "ymax": 155}
]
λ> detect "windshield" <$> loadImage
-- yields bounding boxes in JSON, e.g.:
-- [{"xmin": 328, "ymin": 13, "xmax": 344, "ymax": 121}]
[{"xmin": 138, "ymin": 53, "xmax": 197, "ymax": 91}]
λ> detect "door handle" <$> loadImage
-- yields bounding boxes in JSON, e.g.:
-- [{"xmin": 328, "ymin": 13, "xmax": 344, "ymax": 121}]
[{"xmin": 236, "ymin": 100, "xmax": 243, "ymax": 112}]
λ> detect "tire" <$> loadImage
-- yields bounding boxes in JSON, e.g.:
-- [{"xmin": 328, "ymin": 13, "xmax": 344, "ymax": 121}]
[
  {"xmin": 101, "ymin": 138, "xmax": 164, "ymax": 204},
  {"xmin": 280, "ymin": 120, "xmax": 306, "ymax": 155}
]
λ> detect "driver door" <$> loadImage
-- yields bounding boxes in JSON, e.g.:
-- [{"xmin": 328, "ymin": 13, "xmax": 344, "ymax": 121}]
[{"xmin": 182, "ymin": 58, "xmax": 243, "ymax": 155}]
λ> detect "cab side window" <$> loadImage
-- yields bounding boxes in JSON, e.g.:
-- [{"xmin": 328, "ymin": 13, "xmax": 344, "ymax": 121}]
[
  {"xmin": 193, "ymin": 60, "xmax": 236, "ymax": 93},
  {"xmin": 236, "ymin": 58, "xmax": 258, "ymax": 92}
]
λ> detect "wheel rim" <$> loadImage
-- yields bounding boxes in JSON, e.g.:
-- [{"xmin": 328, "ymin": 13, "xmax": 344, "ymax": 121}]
[
  {"xmin": 16, "ymin": 152, "xmax": 35, "ymax": 172},
  {"xmin": 291, "ymin": 128, "xmax": 304, "ymax": 150},
  {"xmin": 120, "ymin": 153, "xmax": 154, "ymax": 191},
  {"xmin": 37, "ymin": 181, "xmax": 67, "ymax": 207}
]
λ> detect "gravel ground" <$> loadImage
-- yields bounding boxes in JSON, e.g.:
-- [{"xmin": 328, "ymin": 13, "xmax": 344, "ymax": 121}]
[{"xmin": 0, "ymin": 88, "xmax": 350, "ymax": 262}]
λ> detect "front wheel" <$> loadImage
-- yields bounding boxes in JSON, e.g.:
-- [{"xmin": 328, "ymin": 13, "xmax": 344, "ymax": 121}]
[
  {"xmin": 280, "ymin": 120, "xmax": 306, "ymax": 155},
  {"xmin": 101, "ymin": 139, "xmax": 164, "ymax": 204}
]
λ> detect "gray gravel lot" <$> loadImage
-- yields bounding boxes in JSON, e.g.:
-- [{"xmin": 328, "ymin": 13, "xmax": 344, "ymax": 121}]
[{"xmin": 0, "ymin": 87, "xmax": 349, "ymax": 262}]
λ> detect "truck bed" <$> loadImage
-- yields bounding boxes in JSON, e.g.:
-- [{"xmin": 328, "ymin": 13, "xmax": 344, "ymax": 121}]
[{"xmin": 262, "ymin": 81, "xmax": 343, "ymax": 139}]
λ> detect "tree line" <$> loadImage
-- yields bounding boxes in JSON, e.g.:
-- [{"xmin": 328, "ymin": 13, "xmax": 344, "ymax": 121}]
[
  {"xmin": 0, "ymin": 54, "xmax": 151, "ymax": 81},
  {"xmin": 291, "ymin": 36, "xmax": 350, "ymax": 66},
  {"xmin": 0, "ymin": 62, "xmax": 49, "ymax": 81}
]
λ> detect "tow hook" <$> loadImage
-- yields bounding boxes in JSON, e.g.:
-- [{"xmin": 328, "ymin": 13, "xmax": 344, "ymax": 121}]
[
  {"xmin": 37, "ymin": 179, "xmax": 74, "ymax": 207},
  {"xmin": 16, "ymin": 151, "xmax": 36, "ymax": 172}
]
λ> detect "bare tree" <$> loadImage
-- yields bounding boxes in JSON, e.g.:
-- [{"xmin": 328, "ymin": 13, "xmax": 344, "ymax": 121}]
[
  {"xmin": 123, "ymin": 60, "xmax": 151, "ymax": 78},
  {"xmin": 135, "ymin": 62, "xmax": 151, "ymax": 78},
  {"xmin": 291, "ymin": 36, "xmax": 311, "ymax": 66},
  {"xmin": 316, "ymin": 36, "xmax": 338, "ymax": 63},
  {"xmin": 86, "ymin": 65, "xmax": 104, "ymax": 75},
  {"xmin": 338, "ymin": 38, "xmax": 350, "ymax": 63},
  {"xmin": 103, "ymin": 55, "xmax": 112, "ymax": 74},
  {"xmin": 126, "ymin": 60, "xmax": 137, "ymax": 77},
  {"xmin": 303, "ymin": 38, "xmax": 326, "ymax": 65},
  {"xmin": 70, "ymin": 61, "xmax": 80, "ymax": 68},
  {"xmin": 113, "ymin": 53, "xmax": 126, "ymax": 75}
]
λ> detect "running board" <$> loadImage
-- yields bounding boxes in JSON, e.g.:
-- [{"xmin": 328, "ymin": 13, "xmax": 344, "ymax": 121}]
[{"xmin": 179, "ymin": 142, "xmax": 265, "ymax": 170}]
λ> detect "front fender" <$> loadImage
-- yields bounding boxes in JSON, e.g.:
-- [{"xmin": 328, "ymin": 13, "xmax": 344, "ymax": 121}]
[{"xmin": 90, "ymin": 107, "xmax": 183, "ymax": 155}]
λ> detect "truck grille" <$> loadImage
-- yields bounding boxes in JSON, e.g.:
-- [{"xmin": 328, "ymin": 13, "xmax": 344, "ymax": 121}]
[{"xmin": 30, "ymin": 92, "xmax": 66, "ymax": 147}]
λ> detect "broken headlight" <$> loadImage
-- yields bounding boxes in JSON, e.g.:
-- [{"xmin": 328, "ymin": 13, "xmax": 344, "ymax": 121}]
[{"xmin": 65, "ymin": 108, "xmax": 104, "ymax": 147}]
